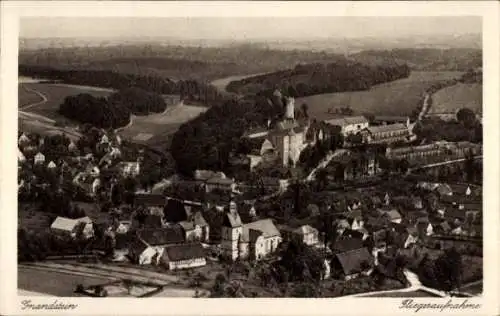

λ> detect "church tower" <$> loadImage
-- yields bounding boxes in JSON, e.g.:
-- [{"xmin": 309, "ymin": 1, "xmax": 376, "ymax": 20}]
[
  {"xmin": 221, "ymin": 200, "xmax": 243, "ymax": 261},
  {"xmin": 284, "ymin": 97, "xmax": 295, "ymax": 120}
]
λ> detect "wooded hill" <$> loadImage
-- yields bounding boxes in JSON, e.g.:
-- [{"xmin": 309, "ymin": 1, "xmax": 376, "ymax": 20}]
[
  {"xmin": 226, "ymin": 61, "xmax": 411, "ymax": 97},
  {"xmin": 350, "ymin": 48, "xmax": 482, "ymax": 71},
  {"xmin": 58, "ymin": 87, "xmax": 167, "ymax": 129}
]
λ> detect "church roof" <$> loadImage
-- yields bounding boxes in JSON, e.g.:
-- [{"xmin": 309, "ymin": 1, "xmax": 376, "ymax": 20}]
[{"xmin": 240, "ymin": 219, "xmax": 281, "ymax": 242}]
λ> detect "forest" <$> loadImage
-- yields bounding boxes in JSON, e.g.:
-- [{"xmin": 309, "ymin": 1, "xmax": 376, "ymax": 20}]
[
  {"xmin": 19, "ymin": 65, "xmax": 223, "ymax": 106},
  {"xmin": 170, "ymin": 95, "xmax": 284, "ymax": 176},
  {"xmin": 226, "ymin": 61, "xmax": 411, "ymax": 97},
  {"xmin": 58, "ymin": 87, "xmax": 168, "ymax": 128}
]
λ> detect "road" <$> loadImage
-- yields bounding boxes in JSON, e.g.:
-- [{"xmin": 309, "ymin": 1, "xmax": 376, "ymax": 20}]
[
  {"xmin": 306, "ymin": 149, "xmax": 351, "ymax": 182},
  {"xmin": 408, "ymin": 155, "xmax": 483, "ymax": 172},
  {"xmin": 20, "ymin": 84, "xmax": 48, "ymax": 110},
  {"xmin": 345, "ymin": 269, "xmax": 447, "ymax": 298}
]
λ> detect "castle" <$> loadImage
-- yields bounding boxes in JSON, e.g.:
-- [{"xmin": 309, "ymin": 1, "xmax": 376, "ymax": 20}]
[{"xmin": 242, "ymin": 92, "xmax": 323, "ymax": 168}]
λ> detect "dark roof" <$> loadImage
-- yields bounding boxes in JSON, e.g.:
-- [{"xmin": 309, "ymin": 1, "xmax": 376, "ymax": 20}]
[
  {"xmin": 366, "ymin": 123, "xmax": 408, "ymax": 135},
  {"xmin": 134, "ymin": 193, "xmax": 166, "ymax": 207},
  {"xmin": 341, "ymin": 229, "xmax": 365, "ymax": 240},
  {"xmin": 114, "ymin": 233, "xmax": 134, "ymax": 250},
  {"xmin": 332, "ymin": 237, "xmax": 364, "ymax": 253},
  {"xmin": 164, "ymin": 243, "xmax": 205, "ymax": 262},
  {"xmin": 445, "ymin": 209, "xmax": 467, "ymax": 220},
  {"xmin": 335, "ymin": 247, "xmax": 373, "ymax": 276},
  {"xmin": 128, "ymin": 237, "xmax": 149, "ymax": 257},
  {"xmin": 144, "ymin": 215, "xmax": 163, "ymax": 228},
  {"xmin": 138, "ymin": 226, "xmax": 185, "ymax": 246},
  {"xmin": 164, "ymin": 199, "xmax": 189, "ymax": 223}
]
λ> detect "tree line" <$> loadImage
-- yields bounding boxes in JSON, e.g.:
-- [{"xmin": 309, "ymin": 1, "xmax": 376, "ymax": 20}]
[
  {"xmin": 19, "ymin": 65, "xmax": 223, "ymax": 105},
  {"xmin": 226, "ymin": 61, "xmax": 411, "ymax": 97}
]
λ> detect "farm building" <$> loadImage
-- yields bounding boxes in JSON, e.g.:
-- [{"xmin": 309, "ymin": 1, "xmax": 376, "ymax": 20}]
[
  {"xmin": 50, "ymin": 216, "xmax": 94, "ymax": 239},
  {"xmin": 128, "ymin": 226, "xmax": 186, "ymax": 265},
  {"xmin": 161, "ymin": 243, "xmax": 207, "ymax": 270}
]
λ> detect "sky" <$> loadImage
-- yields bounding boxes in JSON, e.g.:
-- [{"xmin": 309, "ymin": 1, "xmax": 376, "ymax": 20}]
[{"xmin": 20, "ymin": 16, "xmax": 481, "ymax": 40}]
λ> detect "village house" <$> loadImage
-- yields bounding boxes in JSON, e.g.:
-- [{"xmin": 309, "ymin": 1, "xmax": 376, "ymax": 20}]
[
  {"xmin": 377, "ymin": 208, "xmax": 402, "ymax": 224},
  {"xmin": 331, "ymin": 247, "xmax": 374, "ymax": 280},
  {"xmin": 134, "ymin": 193, "xmax": 166, "ymax": 216},
  {"xmin": 50, "ymin": 216, "xmax": 94, "ymax": 239},
  {"xmin": 279, "ymin": 224, "xmax": 320, "ymax": 246},
  {"xmin": 18, "ymin": 148, "xmax": 26, "ymax": 164},
  {"xmin": 118, "ymin": 160, "xmax": 141, "ymax": 177},
  {"xmin": 34, "ymin": 152, "xmax": 45, "ymax": 165},
  {"xmin": 18, "ymin": 133, "xmax": 31, "ymax": 148},
  {"xmin": 128, "ymin": 226, "xmax": 185, "ymax": 265},
  {"xmin": 160, "ymin": 243, "xmax": 207, "ymax": 270},
  {"xmin": 325, "ymin": 116, "xmax": 369, "ymax": 137}
]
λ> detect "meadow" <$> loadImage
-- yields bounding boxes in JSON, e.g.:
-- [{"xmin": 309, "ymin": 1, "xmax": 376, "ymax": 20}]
[
  {"xmin": 295, "ymin": 71, "xmax": 464, "ymax": 119},
  {"xmin": 18, "ymin": 82, "xmax": 113, "ymax": 123},
  {"xmin": 430, "ymin": 83, "xmax": 482, "ymax": 114},
  {"xmin": 117, "ymin": 103, "xmax": 207, "ymax": 150},
  {"xmin": 18, "ymin": 266, "xmax": 111, "ymax": 297}
]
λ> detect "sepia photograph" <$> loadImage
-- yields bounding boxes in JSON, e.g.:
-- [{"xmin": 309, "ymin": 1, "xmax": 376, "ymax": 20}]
[{"xmin": 1, "ymin": 1, "xmax": 499, "ymax": 315}]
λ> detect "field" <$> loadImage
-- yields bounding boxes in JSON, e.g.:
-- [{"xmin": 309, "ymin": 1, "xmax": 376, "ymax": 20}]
[
  {"xmin": 117, "ymin": 103, "xmax": 207, "ymax": 150},
  {"xmin": 18, "ymin": 82, "xmax": 113, "ymax": 123},
  {"xmin": 210, "ymin": 72, "xmax": 268, "ymax": 93},
  {"xmin": 295, "ymin": 71, "xmax": 464, "ymax": 119},
  {"xmin": 430, "ymin": 83, "xmax": 482, "ymax": 114},
  {"xmin": 18, "ymin": 266, "xmax": 112, "ymax": 297}
]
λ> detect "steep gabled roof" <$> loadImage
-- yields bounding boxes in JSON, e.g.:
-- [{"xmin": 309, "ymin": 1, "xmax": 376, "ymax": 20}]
[
  {"xmin": 134, "ymin": 193, "xmax": 166, "ymax": 207},
  {"xmin": 335, "ymin": 247, "xmax": 373, "ymax": 275},
  {"xmin": 50, "ymin": 217, "xmax": 80, "ymax": 232},
  {"xmin": 164, "ymin": 243, "xmax": 205, "ymax": 262},
  {"xmin": 332, "ymin": 237, "xmax": 364, "ymax": 253},
  {"xmin": 242, "ymin": 219, "xmax": 280, "ymax": 239},
  {"xmin": 138, "ymin": 226, "xmax": 185, "ymax": 246}
]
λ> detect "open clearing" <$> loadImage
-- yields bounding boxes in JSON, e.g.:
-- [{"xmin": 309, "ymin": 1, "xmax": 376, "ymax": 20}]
[
  {"xmin": 211, "ymin": 72, "xmax": 268, "ymax": 93},
  {"xmin": 118, "ymin": 103, "xmax": 207, "ymax": 149},
  {"xmin": 18, "ymin": 82, "xmax": 112, "ymax": 122},
  {"xmin": 296, "ymin": 71, "xmax": 463, "ymax": 119},
  {"xmin": 429, "ymin": 83, "xmax": 482, "ymax": 114}
]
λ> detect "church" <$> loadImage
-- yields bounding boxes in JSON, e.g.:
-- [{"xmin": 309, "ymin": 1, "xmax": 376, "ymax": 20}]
[{"xmin": 242, "ymin": 91, "xmax": 323, "ymax": 169}]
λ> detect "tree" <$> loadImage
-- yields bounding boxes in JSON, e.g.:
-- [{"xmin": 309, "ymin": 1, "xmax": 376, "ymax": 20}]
[
  {"xmin": 456, "ymin": 108, "xmax": 477, "ymax": 128},
  {"xmin": 211, "ymin": 273, "xmax": 227, "ymax": 297},
  {"xmin": 300, "ymin": 103, "xmax": 309, "ymax": 119},
  {"xmin": 315, "ymin": 168, "xmax": 329, "ymax": 191}
]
